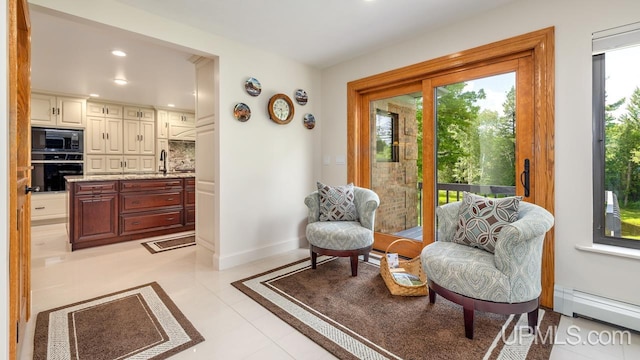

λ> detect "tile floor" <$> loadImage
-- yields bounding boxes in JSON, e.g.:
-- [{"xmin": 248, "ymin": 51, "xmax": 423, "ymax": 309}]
[{"xmin": 19, "ymin": 223, "xmax": 639, "ymax": 359}]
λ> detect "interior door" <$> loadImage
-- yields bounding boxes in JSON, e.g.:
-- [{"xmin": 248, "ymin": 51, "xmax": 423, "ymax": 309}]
[{"xmin": 9, "ymin": 0, "xmax": 32, "ymax": 358}]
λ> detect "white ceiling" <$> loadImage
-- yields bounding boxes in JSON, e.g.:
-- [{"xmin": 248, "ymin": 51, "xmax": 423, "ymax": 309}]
[{"xmin": 30, "ymin": 0, "xmax": 517, "ymax": 112}]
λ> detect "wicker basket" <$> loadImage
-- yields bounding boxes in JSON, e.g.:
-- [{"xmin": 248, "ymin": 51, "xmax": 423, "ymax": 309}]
[{"xmin": 380, "ymin": 239, "xmax": 428, "ymax": 297}]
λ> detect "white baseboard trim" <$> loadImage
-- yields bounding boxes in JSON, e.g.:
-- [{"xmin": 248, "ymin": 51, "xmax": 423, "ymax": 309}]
[
  {"xmin": 554, "ymin": 285, "xmax": 640, "ymax": 332},
  {"xmin": 214, "ymin": 237, "xmax": 303, "ymax": 270}
]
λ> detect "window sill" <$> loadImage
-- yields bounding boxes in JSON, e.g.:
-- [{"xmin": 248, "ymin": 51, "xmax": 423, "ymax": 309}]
[{"xmin": 575, "ymin": 244, "xmax": 640, "ymax": 260}]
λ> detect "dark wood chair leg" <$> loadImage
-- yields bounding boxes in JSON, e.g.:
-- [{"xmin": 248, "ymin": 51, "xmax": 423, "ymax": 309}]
[
  {"xmin": 428, "ymin": 286, "xmax": 436, "ymax": 304},
  {"xmin": 310, "ymin": 248, "xmax": 317, "ymax": 269},
  {"xmin": 463, "ymin": 298, "xmax": 475, "ymax": 339},
  {"xmin": 363, "ymin": 252, "xmax": 369, "ymax": 262},
  {"xmin": 350, "ymin": 255, "xmax": 358, "ymax": 276},
  {"xmin": 527, "ymin": 307, "xmax": 539, "ymax": 334}
]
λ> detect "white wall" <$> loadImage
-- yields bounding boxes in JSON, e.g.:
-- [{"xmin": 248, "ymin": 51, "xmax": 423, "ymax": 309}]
[
  {"xmin": 320, "ymin": 0, "xmax": 640, "ymax": 306},
  {"xmin": 26, "ymin": 0, "xmax": 322, "ymax": 267}
]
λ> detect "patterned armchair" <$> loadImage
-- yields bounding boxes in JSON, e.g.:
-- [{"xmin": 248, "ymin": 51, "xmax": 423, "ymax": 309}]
[
  {"xmin": 421, "ymin": 199, "xmax": 554, "ymax": 339},
  {"xmin": 304, "ymin": 186, "xmax": 379, "ymax": 276}
]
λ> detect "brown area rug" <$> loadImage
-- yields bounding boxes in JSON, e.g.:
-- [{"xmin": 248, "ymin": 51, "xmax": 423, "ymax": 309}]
[
  {"xmin": 33, "ymin": 282, "xmax": 204, "ymax": 360},
  {"xmin": 142, "ymin": 236, "xmax": 195, "ymax": 254},
  {"xmin": 232, "ymin": 256, "xmax": 560, "ymax": 360}
]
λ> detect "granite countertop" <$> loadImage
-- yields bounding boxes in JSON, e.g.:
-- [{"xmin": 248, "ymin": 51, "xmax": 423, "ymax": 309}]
[{"xmin": 65, "ymin": 172, "xmax": 195, "ymax": 183}]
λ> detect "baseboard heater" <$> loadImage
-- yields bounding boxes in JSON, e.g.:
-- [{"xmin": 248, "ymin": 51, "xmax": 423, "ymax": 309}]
[{"xmin": 554, "ymin": 286, "xmax": 640, "ymax": 332}]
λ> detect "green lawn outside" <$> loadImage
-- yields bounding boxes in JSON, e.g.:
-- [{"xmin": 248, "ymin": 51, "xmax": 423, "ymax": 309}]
[{"xmin": 620, "ymin": 208, "xmax": 640, "ymax": 240}]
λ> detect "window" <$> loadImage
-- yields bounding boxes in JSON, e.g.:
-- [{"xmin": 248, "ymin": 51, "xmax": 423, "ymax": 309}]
[
  {"xmin": 593, "ymin": 22, "xmax": 640, "ymax": 250},
  {"xmin": 375, "ymin": 109, "xmax": 399, "ymax": 162}
]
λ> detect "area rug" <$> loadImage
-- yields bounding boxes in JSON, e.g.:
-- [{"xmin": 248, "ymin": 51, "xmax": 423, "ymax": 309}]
[
  {"xmin": 232, "ymin": 256, "xmax": 560, "ymax": 360},
  {"xmin": 33, "ymin": 282, "xmax": 204, "ymax": 360},
  {"xmin": 141, "ymin": 236, "xmax": 195, "ymax": 254}
]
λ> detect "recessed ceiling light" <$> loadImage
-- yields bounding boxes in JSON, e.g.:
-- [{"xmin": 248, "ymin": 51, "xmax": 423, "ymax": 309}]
[
  {"xmin": 114, "ymin": 78, "xmax": 128, "ymax": 85},
  {"xmin": 89, "ymin": 93, "xmax": 100, "ymax": 97},
  {"xmin": 111, "ymin": 50, "xmax": 127, "ymax": 57},
  {"xmin": 167, "ymin": 104, "xmax": 175, "ymax": 107}
]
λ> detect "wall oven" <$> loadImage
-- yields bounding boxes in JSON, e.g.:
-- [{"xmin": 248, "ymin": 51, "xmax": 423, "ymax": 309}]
[{"xmin": 31, "ymin": 127, "xmax": 84, "ymax": 192}]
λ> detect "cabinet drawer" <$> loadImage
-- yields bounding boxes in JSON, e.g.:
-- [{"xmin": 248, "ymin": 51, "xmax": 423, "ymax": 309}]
[
  {"xmin": 31, "ymin": 193, "xmax": 67, "ymax": 220},
  {"xmin": 185, "ymin": 178, "xmax": 195, "ymax": 187},
  {"xmin": 121, "ymin": 192, "xmax": 183, "ymax": 212},
  {"xmin": 120, "ymin": 179, "xmax": 183, "ymax": 192},
  {"xmin": 74, "ymin": 181, "xmax": 118, "ymax": 195},
  {"xmin": 120, "ymin": 210, "xmax": 183, "ymax": 235}
]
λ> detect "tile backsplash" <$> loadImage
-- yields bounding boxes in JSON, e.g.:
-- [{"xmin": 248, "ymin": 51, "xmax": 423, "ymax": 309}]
[{"xmin": 168, "ymin": 140, "xmax": 195, "ymax": 171}]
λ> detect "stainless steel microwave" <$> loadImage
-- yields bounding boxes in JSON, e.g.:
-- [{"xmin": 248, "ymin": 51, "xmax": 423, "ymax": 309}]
[{"xmin": 31, "ymin": 127, "xmax": 83, "ymax": 153}]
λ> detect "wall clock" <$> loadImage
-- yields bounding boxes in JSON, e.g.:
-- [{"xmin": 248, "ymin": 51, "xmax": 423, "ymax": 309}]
[{"xmin": 268, "ymin": 93, "xmax": 294, "ymax": 125}]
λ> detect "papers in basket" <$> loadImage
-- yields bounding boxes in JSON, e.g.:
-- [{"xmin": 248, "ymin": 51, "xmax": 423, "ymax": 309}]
[
  {"xmin": 386, "ymin": 253, "xmax": 400, "ymax": 269},
  {"xmin": 392, "ymin": 272, "xmax": 424, "ymax": 286}
]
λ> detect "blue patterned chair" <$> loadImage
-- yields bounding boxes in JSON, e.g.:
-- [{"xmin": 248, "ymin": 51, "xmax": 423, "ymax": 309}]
[
  {"xmin": 304, "ymin": 185, "xmax": 379, "ymax": 276},
  {"xmin": 421, "ymin": 199, "xmax": 554, "ymax": 339}
]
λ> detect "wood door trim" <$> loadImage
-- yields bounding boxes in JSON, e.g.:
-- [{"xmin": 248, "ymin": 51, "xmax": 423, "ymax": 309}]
[{"xmin": 347, "ymin": 27, "xmax": 555, "ymax": 307}]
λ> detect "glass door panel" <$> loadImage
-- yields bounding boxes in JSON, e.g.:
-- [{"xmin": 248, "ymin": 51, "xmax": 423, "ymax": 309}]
[
  {"xmin": 435, "ymin": 72, "xmax": 517, "ymax": 205},
  {"xmin": 370, "ymin": 92, "xmax": 423, "ymax": 245}
]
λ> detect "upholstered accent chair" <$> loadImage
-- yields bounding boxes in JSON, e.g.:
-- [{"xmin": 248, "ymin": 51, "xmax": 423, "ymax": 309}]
[
  {"xmin": 421, "ymin": 199, "xmax": 554, "ymax": 339},
  {"xmin": 304, "ymin": 185, "xmax": 380, "ymax": 276}
]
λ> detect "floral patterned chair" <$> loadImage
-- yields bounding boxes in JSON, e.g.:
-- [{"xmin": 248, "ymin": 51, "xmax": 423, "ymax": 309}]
[
  {"xmin": 421, "ymin": 193, "xmax": 554, "ymax": 339},
  {"xmin": 304, "ymin": 183, "xmax": 380, "ymax": 276}
]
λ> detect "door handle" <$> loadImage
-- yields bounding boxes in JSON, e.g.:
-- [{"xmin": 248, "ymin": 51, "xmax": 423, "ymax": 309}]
[
  {"xmin": 520, "ymin": 158, "xmax": 530, "ymax": 197},
  {"xmin": 25, "ymin": 185, "xmax": 40, "ymax": 194}
]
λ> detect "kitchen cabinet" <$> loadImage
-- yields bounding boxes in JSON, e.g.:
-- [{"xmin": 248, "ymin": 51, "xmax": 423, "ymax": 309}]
[
  {"xmin": 66, "ymin": 176, "xmax": 195, "ymax": 250},
  {"xmin": 31, "ymin": 92, "xmax": 86, "ymax": 128},
  {"xmin": 157, "ymin": 110, "xmax": 169, "ymax": 139},
  {"xmin": 85, "ymin": 155, "xmax": 155, "ymax": 174},
  {"xmin": 86, "ymin": 116, "xmax": 123, "ymax": 154},
  {"xmin": 123, "ymin": 119, "xmax": 155, "ymax": 155},
  {"xmin": 87, "ymin": 102, "xmax": 124, "ymax": 119},
  {"xmin": 124, "ymin": 106, "xmax": 155, "ymax": 121},
  {"xmin": 68, "ymin": 181, "xmax": 119, "ymax": 247},
  {"xmin": 167, "ymin": 110, "xmax": 196, "ymax": 141},
  {"xmin": 168, "ymin": 111, "xmax": 195, "ymax": 125},
  {"xmin": 31, "ymin": 192, "xmax": 67, "ymax": 223},
  {"xmin": 185, "ymin": 178, "xmax": 195, "ymax": 226}
]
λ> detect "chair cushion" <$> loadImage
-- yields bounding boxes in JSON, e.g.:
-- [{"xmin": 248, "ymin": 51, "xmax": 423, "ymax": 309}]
[
  {"xmin": 452, "ymin": 192, "xmax": 521, "ymax": 253},
  {"xmin": 306, "ymin": 221, "xmax": 373, "ymax": 251},
  {"xmin": 317, "ymin": 182, "xmax": 358, "ymax": 221},
  {"xmin": 421, "ymin": 242, "xmax": 514, "ymax": 303}
]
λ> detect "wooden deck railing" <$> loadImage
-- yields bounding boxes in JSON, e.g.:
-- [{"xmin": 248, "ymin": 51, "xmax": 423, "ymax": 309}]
[{"xmin": 435, "ymin": 182, "xmax": 516, "ymax": 204}]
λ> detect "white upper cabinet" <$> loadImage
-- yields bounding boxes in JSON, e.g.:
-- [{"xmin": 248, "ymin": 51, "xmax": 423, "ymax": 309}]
[
  {"xmin": 31, "ymin": 92, "xmax": 86, "ymax": 128},
  {"xmin": 86, "ymin": 102, "xmax": 123, "ymax": 119},
  {"xmin": 167, "ymin": 110, "xmax": 196, "ymax": 140},
  {"xmin": 124, "ymin": 106, "xmax": 155, "ymax": 121},
  {"xmin": 157, "ymin": 110, "xmax": 169, "ymax": 139}
]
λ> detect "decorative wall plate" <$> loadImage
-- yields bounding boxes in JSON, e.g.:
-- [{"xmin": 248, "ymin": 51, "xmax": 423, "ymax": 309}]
[
  {"xmin": 233, "ymin": 102, "xmax": 251, "ymax": 122},
  {"xmin": 268, "ymin": 93, "xmax": 295, "ymax": 124},
  {"xmin": 303, "ymin": 113, "xmax": 316, "ymax": 129},
  {"xmin": 295, "ymin": 89, "xmax": 308, "ymax": 105},
  {"xmin": 245, "ymin": 77, "xmax": 262, "ymax": 96}
]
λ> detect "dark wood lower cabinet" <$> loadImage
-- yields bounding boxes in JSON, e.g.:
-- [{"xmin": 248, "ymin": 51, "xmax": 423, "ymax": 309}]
[{"xmin": 67, "ymin": 177, "xmax": 195, "ymax": 250}]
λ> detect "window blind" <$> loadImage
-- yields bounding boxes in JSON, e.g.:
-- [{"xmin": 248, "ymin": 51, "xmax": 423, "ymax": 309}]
[{"xmin": 593, "ymin": 21, "xmax": 640, "ymax": 54}]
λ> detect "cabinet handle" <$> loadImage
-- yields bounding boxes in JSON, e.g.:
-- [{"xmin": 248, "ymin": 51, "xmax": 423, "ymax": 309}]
[
  {"xmin": 131, "ymin": 201, "xmax": 140, "ymax": 205},
  {"xmin": 57, "ymin": 108, "xmax": 60, "ymax": 115},
  {"xmin": 166, "ymin": 217, "xmax": 175, "ymax": 221},
  {"xmin": 106, "ymin": 108, "xmax": 109, "ymax": 114},
  {"xmin": 102, "ymin": 133, "xmax": 105, "ymax": 139},
  {"xmin": 140, "ymin": 135, "xmax": 143, "ymax": 141},
  {"xmin": 106, "ymin": 133, "xmax": 109, "ymax": 140},
  {"xmin": 52, "ymin": 107, "xmax": 56, "ymax": 115},
  {"xmin": 124, "ymin": 161, "xmax": 127, "ymax": 167},
  {"xmin": 35, "ymin": 206, "xmax": 45, "ymax": 210},
  {"xmin": 132, "ymin": 221, "xmax": 140, "ymax": 225},
  {"xmin": 120, "ymin": 161, "xmax": 123, "ymax": 167},
  {"xmin": 166, "ymin": 198, "xmax": 174, "ymax": 201}
]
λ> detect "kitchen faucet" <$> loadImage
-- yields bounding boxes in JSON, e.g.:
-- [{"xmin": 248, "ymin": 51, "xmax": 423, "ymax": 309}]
[{"xmin": 159, "ymin": 149, "xmax": 168, "ymax": 174}]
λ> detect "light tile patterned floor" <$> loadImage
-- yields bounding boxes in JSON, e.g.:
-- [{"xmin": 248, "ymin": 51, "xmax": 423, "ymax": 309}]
[{"xmin": 20, "ymin": 223, "xmax": 639, "ymax": 359}]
